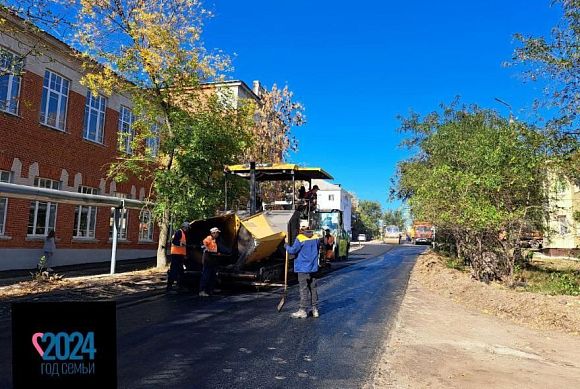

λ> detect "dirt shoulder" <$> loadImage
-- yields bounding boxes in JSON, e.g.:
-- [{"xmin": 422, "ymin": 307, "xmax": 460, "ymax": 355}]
[
  {"xmin": 370, "ymin": 251, "xmax": 580, "ymax": 388},
  {"xmin": 0, "ymin": 268, "xmax": 167, "ymax": 318}
]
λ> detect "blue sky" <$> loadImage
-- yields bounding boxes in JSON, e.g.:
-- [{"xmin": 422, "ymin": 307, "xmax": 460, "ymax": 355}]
[{"xmin": 202, "ymin": 0, "xmax": 562, "ymax": 211}]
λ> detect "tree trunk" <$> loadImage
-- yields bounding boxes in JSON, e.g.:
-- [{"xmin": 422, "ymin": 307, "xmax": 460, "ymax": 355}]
[{"xmin": 156, "ymin": 208, "xmax": 170, "ymax": 268}]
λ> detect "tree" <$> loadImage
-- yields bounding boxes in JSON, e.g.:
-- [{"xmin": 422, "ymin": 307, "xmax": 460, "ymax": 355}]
[
  {"xmin": 242, "ymin": 83, "xmax": 304, "ymax": 204},
  {"xmin": 512, "ymin": 0, "xmax": 579, "ymax": 143},
  {"xmin": 383, "ymin": 209, "xmax": 404, "ymax": 230},
  {"xmin": 393, "ymin": 103, "xmax": 550, "ymax": 282},
  {"xmin": 67, "ymin": 0, "xmax": 252, "ymax": 267},
  {"xmin": 511, "ymin": 0, "xmax": 579, "ymax": 190},
  {"xmin": 244, "ymin": 84, "xmax": 303, "ymax": 163},
  {"xmin": 353, "ymin": 200, "xmax": 383, "ymax": 239},
  {"xmin": 4, "ymin": 1, "xmax": 307, "ymax": 268}
]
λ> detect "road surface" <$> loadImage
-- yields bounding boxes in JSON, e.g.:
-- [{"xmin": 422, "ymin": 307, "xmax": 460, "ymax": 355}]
[{"xmin": 0, "ymin": 244, "xmax": 425, "ymax": 388}]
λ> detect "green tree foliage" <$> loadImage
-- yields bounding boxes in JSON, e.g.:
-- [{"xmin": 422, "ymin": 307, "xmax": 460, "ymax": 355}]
[
  {"xmin": 512, "ymin": 0, "xmax": 579, "ymax": 134},
  {"xmin": 353, "ymin": 200, "xmax": 383, "ymax": 239},
  {"xmin": 511, "ymin": 0, "xmax": 579, "ymax": 182},
  {"xmin": 69, "ymin": 1, "xmax": 257, "ymax": 267},
  {"xmin": 383, "ymin": 209, "xmax": 405, "ymax": 230},
  {"xmin": 393, "ymin": 104, "xmax": 550, "ymax": 282}
]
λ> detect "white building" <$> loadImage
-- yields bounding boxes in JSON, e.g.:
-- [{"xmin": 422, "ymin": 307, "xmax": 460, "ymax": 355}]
[{"xmin": 311, "ymin": 179, "xmax": 353, "ymax": 235}]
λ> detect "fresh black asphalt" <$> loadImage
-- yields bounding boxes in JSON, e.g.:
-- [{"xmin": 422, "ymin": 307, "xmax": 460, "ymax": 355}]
[{"xmin": 0, "ymin": 244, "xmax": 425, "ymax": 388}]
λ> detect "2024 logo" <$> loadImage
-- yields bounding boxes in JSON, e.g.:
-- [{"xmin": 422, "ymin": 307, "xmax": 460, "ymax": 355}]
[{"xmin": 32, "ymin": 332, "xmax": 96, "ymax": 361}]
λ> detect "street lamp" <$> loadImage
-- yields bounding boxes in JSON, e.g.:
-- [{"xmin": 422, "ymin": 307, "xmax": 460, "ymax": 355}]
[{"xmin": 494, "ymin": 97, "xmax": 514, "ymax": 124}]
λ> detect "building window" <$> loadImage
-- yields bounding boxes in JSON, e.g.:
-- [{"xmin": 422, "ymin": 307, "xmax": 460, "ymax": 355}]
[
  {"xmin": 40, "ymin": 70, "xmax": 70, "ymax": 130},
  {"xmin": 74, "ymin": 186, "xmax": 98, "ymax": 238},
  {"xmin": 84, "ymin": 92, "xmax": 107, "ymax": 143},
  {"xmin": 110, "ymin": 193, "xmax": 128, "ymax": 240},
  {"xmin": 28, "ymin": 177, "xmax": 60, "ymax": 236},
  {"xmin": 0, "ymin": 48, "xmax": 23, "ymax": 115},
  {"xmin": 0, "ymin": 170, "xmax": 10, "ymax": 235},
  {"xmin": 328, "ymin": 194, "xmax": 335, "ymax": 201},
  {"xmin": 146, "ymin": 123, "xmax": 160, "ymax": 157},
  {"xmin": 139, "ymin": 209, "xmax": 154, "ymax": 241},
  {"xmin": 118, "ymin": 106, "xmax": 134, "ymax": 154},
  {"xmin": 557, "ymin": 215, "xmax": 569, "ymax": 236}
]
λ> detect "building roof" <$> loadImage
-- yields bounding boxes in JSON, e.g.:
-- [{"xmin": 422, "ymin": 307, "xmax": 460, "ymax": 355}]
[
  {"xmin": 312, "ymin": 179, "xmax": 354, "ymax": 198},
  {"xmin": 200, "ymin": 80, "xmax": 261, "ymax": 102}
]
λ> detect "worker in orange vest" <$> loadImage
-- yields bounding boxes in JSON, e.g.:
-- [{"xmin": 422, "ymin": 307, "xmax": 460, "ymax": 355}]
[
  {"xmin": 323, "ymin": 229, "xmax": 335, "ymax": 260},
  {"xmin": 199, "ymin": 227, "xmax": 231, "ymax": 296},
  {"xmin": 167, "ymin": 221, "xmax": 189, "ymax": 292}
]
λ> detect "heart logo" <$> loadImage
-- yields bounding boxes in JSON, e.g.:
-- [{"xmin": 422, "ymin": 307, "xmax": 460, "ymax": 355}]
[{"xmin": 31, "ymin": 332, "xmax": 44, "ymax": 357}]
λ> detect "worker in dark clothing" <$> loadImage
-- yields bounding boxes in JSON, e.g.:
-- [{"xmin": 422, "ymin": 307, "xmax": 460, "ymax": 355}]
[
  {"xmin": 298, "ymin": 185, "xmax": 306, "ymax": 200},
  {"xmin": 304, "ymin": 185, "xmax": 319, "ymax": 208},
  {"xmin": 323, "ymin": 229, "xmax": 336, "ymax": 260},
  {"xmin": 167, "ymin": 221, "xmax": 189, "ymax": 292},
  {"xmin": 199, "ymin": 227, "xmax": 231, "ymax": 296},
  {"xmin": 285, "ymin": 227, "xmax": 321, "ymax": 318}
]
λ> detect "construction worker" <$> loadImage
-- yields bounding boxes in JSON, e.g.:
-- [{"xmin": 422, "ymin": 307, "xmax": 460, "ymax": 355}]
[
  {"xmin": 285, "ymin": 227, "xmax": 321, "ymax": 318},
  {"xmin": 199, "ymin": 227, "xmax": 231, "ymax": 296},
  {"xmin": 304, "ymin": 185, "xmax": 319, "ymax": 208},
  {"xmin": 323, "ymin": 229, "xmax": 335, "ymax": 260},
  {"xmin": 167, "ymin": 221, "xmax": 189, "ymax": 292}
]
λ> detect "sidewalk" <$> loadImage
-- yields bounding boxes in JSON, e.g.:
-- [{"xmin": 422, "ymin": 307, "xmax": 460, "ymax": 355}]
[
  {"xmin": 0, "ymin": 257, "xmax": 157, "ymax": 287},
  {"xmin": 369, "ymin": 257, "xmax": 580, "ymax": 388}
]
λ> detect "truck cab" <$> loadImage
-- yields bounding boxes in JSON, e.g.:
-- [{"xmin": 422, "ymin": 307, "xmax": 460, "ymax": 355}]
[{"xmin": 412, "ymin": 222, "xmax": 434, "ymax": 245}]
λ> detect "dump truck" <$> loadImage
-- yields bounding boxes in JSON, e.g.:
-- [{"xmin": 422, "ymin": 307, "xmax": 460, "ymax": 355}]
[
  {"xmin": 183, "ymin": 163, "xmax": 334, "ymax": 286},
  {"xmin": 411, "ymin": 222, "xmax": 434, "ymax": 245}
]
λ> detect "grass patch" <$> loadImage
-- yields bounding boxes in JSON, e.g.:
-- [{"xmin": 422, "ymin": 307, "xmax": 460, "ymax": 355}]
[
  {"xmin": 445, "ymin": 257, "xmax": 466, "ymax": 271},
  {"xmin": 516, "ymin": 261, "xmax": 580, "ymax": 296}
]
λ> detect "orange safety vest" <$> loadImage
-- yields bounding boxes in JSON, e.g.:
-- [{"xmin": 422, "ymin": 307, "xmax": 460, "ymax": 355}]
[
  {"xmin": 203, "ymin": 235, "xmax": 218, "ymax": 253},
  {"xmin": 170, "ymin": 229, "xmax": 187, "ymax": 255}
]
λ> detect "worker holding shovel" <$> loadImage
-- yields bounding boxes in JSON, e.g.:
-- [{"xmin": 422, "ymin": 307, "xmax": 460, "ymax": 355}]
[{"xmin": 284, "ymin": 227, "xmax": 321, "ymax": 318}]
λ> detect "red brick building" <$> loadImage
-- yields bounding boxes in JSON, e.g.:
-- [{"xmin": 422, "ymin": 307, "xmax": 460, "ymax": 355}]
[{"xmin": 0, "ymin": 13, "xmax": 158, "ymax": 270}]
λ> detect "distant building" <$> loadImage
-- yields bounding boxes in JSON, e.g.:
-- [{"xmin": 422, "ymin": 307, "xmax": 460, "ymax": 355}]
[
  {"xmin": 545, "ymin": 176, "xmax": 580, "ymax": 256},
  {"xmin": 311, "ymin": 179, "xmax": 353, "ymax": 235},
  {"xmin": 200, "ymin": 80, "xmax": 262, "ymax": 108}
]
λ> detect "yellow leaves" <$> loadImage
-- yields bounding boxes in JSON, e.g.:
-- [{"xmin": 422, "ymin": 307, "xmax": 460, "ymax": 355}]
[{"xmin": 81, "ymin": 66, "xmax": 117, "ymax": 97}]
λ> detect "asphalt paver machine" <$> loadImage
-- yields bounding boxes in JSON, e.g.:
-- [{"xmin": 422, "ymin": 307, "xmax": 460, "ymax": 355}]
[{"xmin": 184, "ymin": 163, "xmax": 334, "ymax": 286}]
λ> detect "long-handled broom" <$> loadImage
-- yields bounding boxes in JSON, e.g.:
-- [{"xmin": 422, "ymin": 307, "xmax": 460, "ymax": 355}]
[{"xmin": 277, "ymin": 248, "xmax": 289, "ymax": 312}]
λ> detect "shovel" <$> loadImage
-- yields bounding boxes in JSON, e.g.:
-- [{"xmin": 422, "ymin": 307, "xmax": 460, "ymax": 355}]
[{"xmin": 277, "ymin": 247, "xmax": 290, "ymax": 312}]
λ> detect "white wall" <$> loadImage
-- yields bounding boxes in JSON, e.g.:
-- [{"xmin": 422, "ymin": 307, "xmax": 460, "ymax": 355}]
[
  {"xmin": 317, "ymin": 188, "xmax": 352, "ymax": 235},
  {"xmin": 547, "ymin": 180, "xmax": 579, "ymax": 249}
]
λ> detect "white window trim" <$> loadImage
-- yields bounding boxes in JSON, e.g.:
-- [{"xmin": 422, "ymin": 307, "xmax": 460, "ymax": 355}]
[
  {"xmin": 74, "ymin": 186, "xmax": 99, "ymax": 239},
  {"xmin": 0, "ymin": 197, "xmax": 6, "ymax": 235},
  {"xmin": 0, "ymin": 170, "xmax": 9, "ymax": 235},
  {"xmin": 28, "ymin": 200, "xmax": 58, "ymax": 237},
  {"xmin": 146, "ymin": 123, "xmax": 160, "ymax": 158},
  {"xmin": 40, "ymin": 70, "xmax": 70, "ymax": 131},
  {"xmin": 0, "ymin": 48, "xmax": 22, "ymax": 115},
  {"xmin": 84, "ymin": 92, "xmax": 107, "ymax": 144},
  {"xmin": 118, "ymin": 105, "xmax": 134, "ymax": 154},
  {"xmin": 139, "ymin": 209, "xmax": 154, "ymax": 242},
  {"xmin": 110, "ymin": 193, "xmax": 129, "ymax": 240},
  {"xmin": 28, "ymin": 178, "xmax": 59, "ymax": 236}
]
